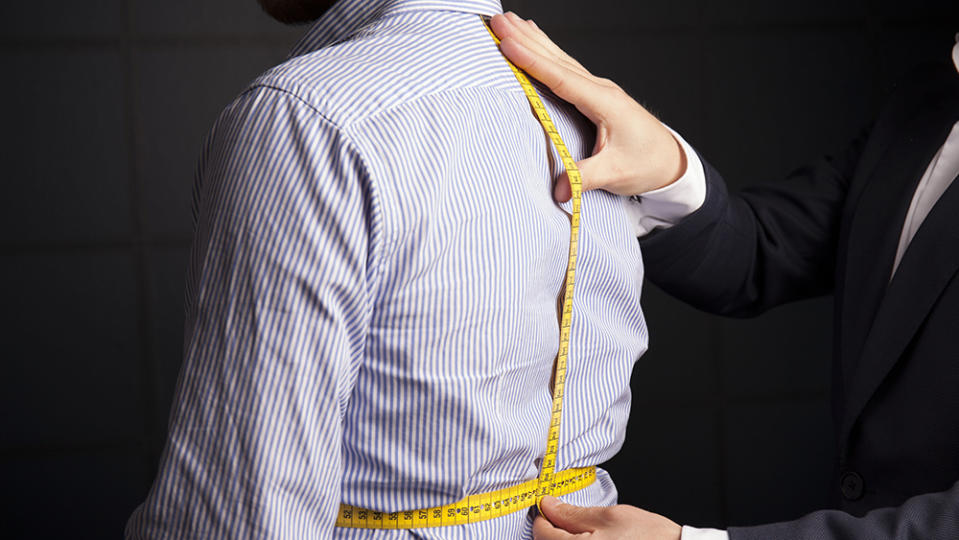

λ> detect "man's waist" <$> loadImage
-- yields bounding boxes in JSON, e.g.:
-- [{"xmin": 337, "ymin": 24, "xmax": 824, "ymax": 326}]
[{"xmin": 336, "ymin": 466, "xmax": 598, "ymax": 529}]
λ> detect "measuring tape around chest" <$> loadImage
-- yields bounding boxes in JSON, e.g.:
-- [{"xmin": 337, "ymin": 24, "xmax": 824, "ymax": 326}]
[{"xmin": 335, "ymin": 17, "xmax": 588, "ymax": 529}]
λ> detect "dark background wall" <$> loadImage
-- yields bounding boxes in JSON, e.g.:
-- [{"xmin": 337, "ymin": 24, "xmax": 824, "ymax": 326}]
[{"xmin": 1, "ymin": 0, "xmax": 956, "ymax": 537}]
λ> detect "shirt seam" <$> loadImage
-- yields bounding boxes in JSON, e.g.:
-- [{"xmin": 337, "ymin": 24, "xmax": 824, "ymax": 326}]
[
  {"xmin": 252, "ymin": 13, "xmax": 539, "ymax": 132},
  {"xmin": 236, "ymin": 83, "xmax": 388, "ymax": 417},
  {"xmin": 253, "ymin": 70, "xmax": 529, "ymax": 128}
]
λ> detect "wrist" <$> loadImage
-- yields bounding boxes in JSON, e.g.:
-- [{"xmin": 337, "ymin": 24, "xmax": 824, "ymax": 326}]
[{"xmin": 641, "ymin": 121, "xmax": 687, "ymax": 193}]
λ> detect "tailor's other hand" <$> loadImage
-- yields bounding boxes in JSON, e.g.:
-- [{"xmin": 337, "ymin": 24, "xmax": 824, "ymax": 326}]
[
  {"xmin": 490, "ymin": 12, "xmax": 686, "ymax": 202},
  {"xmin": 533, "ymin": 496, "xmax": 682, "ymax": 540}
]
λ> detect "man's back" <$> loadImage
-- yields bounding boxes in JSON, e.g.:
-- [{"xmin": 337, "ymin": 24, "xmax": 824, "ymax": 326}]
[{"xmin": 128, "ymin": 1, "xmax": 647, "ymax": 537}]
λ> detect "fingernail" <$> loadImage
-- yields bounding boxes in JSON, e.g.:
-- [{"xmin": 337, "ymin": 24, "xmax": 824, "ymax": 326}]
[{"xmin": 506, "ymin": 11, "xmax": 523, "ymax": 22}]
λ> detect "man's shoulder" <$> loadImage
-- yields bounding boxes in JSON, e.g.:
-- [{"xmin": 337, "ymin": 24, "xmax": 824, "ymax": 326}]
[{"xmin": 246, "ymin": 14, "xmax": 516, "ymax": 130}]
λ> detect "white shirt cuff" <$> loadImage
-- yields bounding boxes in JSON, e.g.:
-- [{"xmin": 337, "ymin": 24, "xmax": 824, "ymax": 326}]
[
  {"xmin": 625, "ymin": 125, "xmax": 707, "ymax": 237},
  {"xmin": 682, "ymin": 525, "xmax": 729, "ymax": 540}
]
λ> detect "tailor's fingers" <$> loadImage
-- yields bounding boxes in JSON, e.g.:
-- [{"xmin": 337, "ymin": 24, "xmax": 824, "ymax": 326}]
[
  {"xmin": 498, "ymin": 37, "xmax": 612, "ymax": 124},
  {"xmin": 538, "ymin": 496, "xmax": 602, "ymax": 535},
  {"xmin": 554, "ymin": 172, "xmax": 572, "ymax": 203},
  {"xmin": 554, "ymin": 150, "xmax": 609, "ymax": 203},
  {"xmin": 509, "ymin": 13, "xmax": 590, "ymax": 74},
  {"xmin": 492, "ymin": 13, "xmax": 588, "ymax": 78},
  {"xmin": 531, "ymin": 515, "xmax": 580, "ymax": 540}
]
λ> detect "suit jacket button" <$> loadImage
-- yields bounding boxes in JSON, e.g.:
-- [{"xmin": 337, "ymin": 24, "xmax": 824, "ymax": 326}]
[{"xmin": 840, "ymin": 471, "xmax": 864, "ymax": 500}]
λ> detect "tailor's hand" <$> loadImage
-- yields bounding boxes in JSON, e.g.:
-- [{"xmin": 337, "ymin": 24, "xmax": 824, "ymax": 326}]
[
  {"xmin": 533, "ymin": 496, "xmax": 682, "ymax": 540},
  {"xmin": 490, "ymin": 12, "xmax": 687, "ymax": 202}
]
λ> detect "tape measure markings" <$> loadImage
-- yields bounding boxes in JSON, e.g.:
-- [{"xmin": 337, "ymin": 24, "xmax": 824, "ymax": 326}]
[{"xmin": 335, "ymin": 17, "xmax": 587, "ymax": 528}]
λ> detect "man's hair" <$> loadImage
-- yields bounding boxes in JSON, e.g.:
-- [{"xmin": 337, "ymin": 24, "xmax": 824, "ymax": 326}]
[{"xmin": 257, "ymin": 0, "xmax": 336, "ymax": 24}]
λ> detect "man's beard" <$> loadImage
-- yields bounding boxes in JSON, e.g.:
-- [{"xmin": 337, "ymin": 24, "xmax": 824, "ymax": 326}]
[{"xmin": 257, "ymin": 0, "xmax": 336, "ymax": 24}]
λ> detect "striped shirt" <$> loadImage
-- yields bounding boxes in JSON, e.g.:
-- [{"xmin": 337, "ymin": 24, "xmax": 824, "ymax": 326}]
[{"xmin": 126, "ymin": 1, "xmax": 648, "ymax": 538}]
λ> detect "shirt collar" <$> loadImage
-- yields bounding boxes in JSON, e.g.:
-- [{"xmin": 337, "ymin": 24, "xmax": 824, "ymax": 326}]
[{"xmin": 289, "ymin": 0, "xmax": 503, "ymax": 57}]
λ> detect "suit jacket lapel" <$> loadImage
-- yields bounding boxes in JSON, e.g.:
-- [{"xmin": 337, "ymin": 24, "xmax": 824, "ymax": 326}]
[
  {"xmin": 839, "ymin": 83, "xmax": 959, "ymax": 445},
  {"xmin": 841, "ymin": 172, "xmax": 959, "ymax": 439},
  {"xmin": 837, "ymin": 105, "xmax": 948, "ymax": 386}
]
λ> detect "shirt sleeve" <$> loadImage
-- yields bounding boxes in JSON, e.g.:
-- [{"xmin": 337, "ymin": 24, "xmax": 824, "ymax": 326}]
[
  {"xmin": 125, "ymin": 86, "xmax": 380, "ymax": 539},
  {"xmin": 625, "ymin": 126, "xmax": 707, "ymax": 237},
  {"xmin": 683, "ymin": 525, "xmax": 730, "ymax": 540}
]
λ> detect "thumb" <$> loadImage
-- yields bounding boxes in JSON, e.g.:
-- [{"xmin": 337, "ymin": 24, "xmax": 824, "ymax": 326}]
[
  {"xmin": 538, "ymin": 496, "xmax": 596, "ymax": 534},
  {"xmin": 553, "ymin": 155, "xmax": 602, "ymax": 203}
]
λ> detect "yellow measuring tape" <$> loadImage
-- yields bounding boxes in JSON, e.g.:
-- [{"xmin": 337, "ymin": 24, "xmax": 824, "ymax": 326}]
[
  {"xmin": 335, "ymin": 467, "xmax": 595, "ymax": 528},
  {"xmin": 335, "ymin": 18, "xmax": 588, "ymax": 529}
]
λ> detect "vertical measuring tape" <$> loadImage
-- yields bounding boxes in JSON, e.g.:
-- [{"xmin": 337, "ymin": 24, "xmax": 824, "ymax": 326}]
[
  {"xmin": 482, "ymin": 20, "xmax": 584, "ymax": 510},
  {"xmin": 335, "ymin": 18, "xmax": 588, "ymax": 528}
]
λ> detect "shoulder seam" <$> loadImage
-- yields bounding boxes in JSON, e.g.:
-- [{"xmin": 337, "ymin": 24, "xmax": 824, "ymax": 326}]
[
  {"xmin": 242, "ymin": 82, "xmax": 345, "ymax": 130},
  {"xmin": 248, "ymin": 72, "xmax": 526, "ymax": 131},
  {"xmin": 235, "ymin": 82, "xmax": 390, "ymax": 333}
]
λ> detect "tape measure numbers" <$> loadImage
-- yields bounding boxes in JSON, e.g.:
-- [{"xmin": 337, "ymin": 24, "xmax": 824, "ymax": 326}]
[
  {"xmin": 483, "ymin": 19, "xmax": 584, "ymax": 509},
  {"xmin": 335, "ymin": 17, "xmax": 588, "ymax": 529},
  {"xmin": 335, "ymin": 467, "xmax": 595, "ymax": 528}
]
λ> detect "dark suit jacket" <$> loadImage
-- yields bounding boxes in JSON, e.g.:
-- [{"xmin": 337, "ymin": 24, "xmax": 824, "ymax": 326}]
[{"xmin": 639, "ymin": 63, "xmax": 959, "ymax": 539}]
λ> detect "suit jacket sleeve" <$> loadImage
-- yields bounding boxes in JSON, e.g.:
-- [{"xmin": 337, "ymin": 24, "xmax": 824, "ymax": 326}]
[
  {"xmin": 638, "ymin": 133, "xmax": 867, "ymax": 317},
  {"xmin": 728, "ymin": 479, "xmax": 959, "ymax": 540}
]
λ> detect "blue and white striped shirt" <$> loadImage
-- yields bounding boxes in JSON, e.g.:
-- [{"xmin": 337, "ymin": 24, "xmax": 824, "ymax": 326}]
[{"xmin": 127, "ymin": 1, "xmax": 648, "ymax": 538}]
